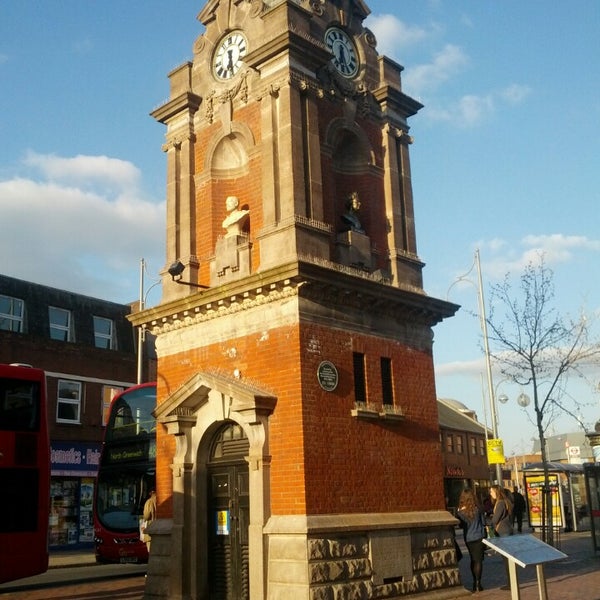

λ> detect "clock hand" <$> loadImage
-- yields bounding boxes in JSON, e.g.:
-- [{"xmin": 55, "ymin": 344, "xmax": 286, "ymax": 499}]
[{"xmin": 227, "ymin": 49, "xmax": 234, "ymax": 71}]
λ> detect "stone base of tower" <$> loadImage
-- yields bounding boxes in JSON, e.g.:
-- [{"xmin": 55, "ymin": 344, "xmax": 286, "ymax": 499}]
[
  {"xmin": 142, "ymin": 519, "xmax": 178, "ymax": 600},
  {"xmin": 264, "ymin": 512, "xmax": 468, "ymax": 600},
  {"xmin": 143, "ymin": 511, "xmax": 468, "ymax": 599}
]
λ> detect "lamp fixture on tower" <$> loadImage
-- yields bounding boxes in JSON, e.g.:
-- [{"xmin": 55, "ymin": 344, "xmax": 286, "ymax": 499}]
[{"xmin": 168, "ymin": 260, "xmax": 209, "ymax": 289}]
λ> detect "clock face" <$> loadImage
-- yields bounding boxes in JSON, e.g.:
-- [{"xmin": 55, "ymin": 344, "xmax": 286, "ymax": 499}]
[
  {"xmin": 324, "ymin": 27, "xmax": 359, "ymax": 78},
  {"xmin": 213, "ymin": 31, "xmax": 248, "ymax": 80}
]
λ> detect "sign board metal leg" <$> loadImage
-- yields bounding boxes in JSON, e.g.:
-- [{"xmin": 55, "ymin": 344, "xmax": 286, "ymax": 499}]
[
  {"xmin": 536, "ymin": 564, "xmax": 548, "ymax": 600},
  {"xmin": 508, "ymin": 559, "xmax": 521, "ymax": 600}
]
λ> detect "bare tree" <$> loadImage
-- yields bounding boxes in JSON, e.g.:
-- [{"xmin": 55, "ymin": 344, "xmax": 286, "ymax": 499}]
[{"xmin": 486, "ymin": 255, "xmax": 600, "ymax": 544}]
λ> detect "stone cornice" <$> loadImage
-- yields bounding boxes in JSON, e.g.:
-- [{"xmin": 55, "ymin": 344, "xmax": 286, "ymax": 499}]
[
  {"xmin": 129, "ymin": 260, "xmax": 459, "ymax": 337},
  {"xmin": 129, "ymin": 262, "xmax": 304, "ymax": 331},
  {"xmin": 151, "ymin": 91, "xmax": 203, "ymax": 124},
  {"xmin": 372, "ymin": 84, "xmax": 423, "ymax": 120}
]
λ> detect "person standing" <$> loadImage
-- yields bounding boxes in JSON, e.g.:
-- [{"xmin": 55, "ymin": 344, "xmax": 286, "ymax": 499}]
[
  {"xmin": 142, "ymin": 490, "xmax": 157, "ymax": 552},
  {"xmin": 490, "ymin": 485, "xmax": 513, "ymax": 537},
  {"xmin": 490, "ymin": 484, "xmax": 514, "ymax": 591},
  {"xmin": 512, "ymin": 487, "xmax": 526, "ymax": 533},
  {"xmin": 456, "ymin": 488, "xmax": 487, "ymax": 593}
]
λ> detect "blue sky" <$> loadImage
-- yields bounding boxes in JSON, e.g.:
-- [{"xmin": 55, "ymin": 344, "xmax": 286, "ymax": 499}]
[{"xmin": 1, "ymin": 1, "xmax": 599, "ymax": 456}]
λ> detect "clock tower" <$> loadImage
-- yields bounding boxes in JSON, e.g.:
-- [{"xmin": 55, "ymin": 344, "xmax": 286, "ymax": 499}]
[{"xmin": 133, "ymin": 1, "xmax": 461, "ymax": 599}]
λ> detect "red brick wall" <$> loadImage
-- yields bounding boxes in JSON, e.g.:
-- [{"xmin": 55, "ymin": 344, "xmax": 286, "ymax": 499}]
[
  {"xmin": 154, "ymin": 318, "xmax": 445, "ymax": 517},
  {"xmin": 299, "ymin": 323, "xmax": 445, "ymax": 514},
  {"xmin": 154, "ymin": 323, "xmax": 307, "ymax": 517}
]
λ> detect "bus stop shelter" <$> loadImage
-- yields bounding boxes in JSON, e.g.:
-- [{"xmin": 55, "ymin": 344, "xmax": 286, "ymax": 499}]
[{"xmin": 522, "ymin": 462, "xmax": 589, "ymax": 535}]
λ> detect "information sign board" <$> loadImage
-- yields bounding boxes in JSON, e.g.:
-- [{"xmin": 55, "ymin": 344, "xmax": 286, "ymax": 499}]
[
  {"xmin": 483, "ymin": 535, "xmax": 567, "ymax": 600},
  {"xmin": 483, "ymin": 534, "xmax": 566, "ymax": 568}
]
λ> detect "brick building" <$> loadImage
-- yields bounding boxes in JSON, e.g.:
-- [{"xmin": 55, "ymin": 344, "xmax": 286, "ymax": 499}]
[
  {"xmin": 0, "ymin": 273, "xmax": 154, "ymax": 548},
  {"xmin": 131, "ymin": 1, "xmax": 460, "ymax": 598},
  {"xmin": 438, "ymin": 398, "xmax": 491, "ymax": 515}
]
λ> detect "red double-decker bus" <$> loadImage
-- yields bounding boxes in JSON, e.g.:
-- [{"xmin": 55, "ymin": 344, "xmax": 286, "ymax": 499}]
[
  {"xmin": 0, "ymin": 363, "xmax": 50, "ymax": 583},
  {"xmin": 93, "ymin": 382, "xmax": 156, "ymax": 563}
]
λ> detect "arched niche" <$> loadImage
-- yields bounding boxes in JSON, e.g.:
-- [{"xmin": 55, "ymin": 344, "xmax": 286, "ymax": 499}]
[
  {"xmin": 326, "ymin": 119, "xmax": 375, "ymax": 175},
  {"xmin": 206, "ymin": 122, "xmax": 256, "ymax": 178}
]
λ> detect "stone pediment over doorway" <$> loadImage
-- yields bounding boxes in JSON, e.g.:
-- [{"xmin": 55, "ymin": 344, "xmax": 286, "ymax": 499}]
[{"xmin": 153, "ymin": 370, "xmax": 277, "ymax": 437}]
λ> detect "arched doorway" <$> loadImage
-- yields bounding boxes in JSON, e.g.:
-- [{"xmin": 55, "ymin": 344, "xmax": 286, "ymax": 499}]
[{"xmin": 207, "ymin": 422, "xmax": 250, "ymax": 600}]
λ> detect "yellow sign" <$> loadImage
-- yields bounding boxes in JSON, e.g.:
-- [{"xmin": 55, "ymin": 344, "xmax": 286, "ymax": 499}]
[{"xmin": 486, "ymin": 438, "xmax": 505, "ymax": 464}]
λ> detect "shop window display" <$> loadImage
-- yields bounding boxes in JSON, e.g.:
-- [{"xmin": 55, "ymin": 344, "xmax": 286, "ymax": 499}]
[{"xmin": 49, "ymin": 477, "xmax": 95, "ymax": 546}]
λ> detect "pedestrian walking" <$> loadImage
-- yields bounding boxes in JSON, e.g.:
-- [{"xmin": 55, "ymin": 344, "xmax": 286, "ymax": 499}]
[
  {"xmin": 512, "ymin": 487, "xmax": 526, "ymax": 533},
  {"xmin": 456, "ymin": 488, "xmax": 487, "ymax": 593}
]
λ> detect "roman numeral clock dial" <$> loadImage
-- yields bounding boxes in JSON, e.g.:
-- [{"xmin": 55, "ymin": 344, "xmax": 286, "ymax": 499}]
[
  {"xmin": 324, "ymin": 27, "xmax": 359, "ymax": 78},
  {"xmin": 213, "ymin": 31, "xmax": 248, "ymax": 80}
]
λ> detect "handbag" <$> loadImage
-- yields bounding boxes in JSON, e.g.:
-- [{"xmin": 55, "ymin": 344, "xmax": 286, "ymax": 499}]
[
  {"xmin": 139, "ymin": 518, "xmax": 148, "ymax": 539},
  {"xmin": 486, "ymin": 525, "xmax": 497, "ymax": 538}
]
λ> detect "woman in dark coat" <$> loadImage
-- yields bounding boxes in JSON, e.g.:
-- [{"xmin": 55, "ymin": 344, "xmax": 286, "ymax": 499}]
[
  {"xmin": 490, "ymin": 484, "xmax": 514, "ymax": 590},
  {"xmin": 490, "ymin": 485, "xmax": 513, "ymax": 537},
  {"xmin": 456, "ymin": 488, "xmax": 487, "ymax": 593}
]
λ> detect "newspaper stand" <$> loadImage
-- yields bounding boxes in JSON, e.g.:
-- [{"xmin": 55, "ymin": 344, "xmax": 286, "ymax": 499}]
[{"xmin": 483, "ymin": 534, "xmax": 567, "ymax": 600}]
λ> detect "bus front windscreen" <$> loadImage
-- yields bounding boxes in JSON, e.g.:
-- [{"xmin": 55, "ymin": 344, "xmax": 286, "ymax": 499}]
[{"xmin": 96, "ymin": 467, "xmax": 155, "ymax": 532}]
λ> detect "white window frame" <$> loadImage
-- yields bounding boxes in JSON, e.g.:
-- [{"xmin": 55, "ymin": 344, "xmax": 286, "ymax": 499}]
[
  {"xmin": 56, "ymin": 379, "xmax": 82, "ymax": 424},
  {"xmin": 0, "ymin": 294, "xmax": 24, "ymax": 332},
  {"xmin": 49, "ymin": 306, "xmax": 73, "ymax": 342},
  {"xmin": 102, "ymin": 385, "xmax": 123, "ymax": 426},
  {"xmin": 93, "ymin": 316, "xmax": 114, "ymax": 350}
]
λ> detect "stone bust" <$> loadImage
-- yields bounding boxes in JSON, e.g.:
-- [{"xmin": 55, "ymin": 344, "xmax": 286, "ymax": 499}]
[
  {"xmin": 222, "ymin": 195, "xmax": 249, "ymax": 237},
  {"xmin": 341, "ymin": 191, "xmax": 365, "ymax": 234}
]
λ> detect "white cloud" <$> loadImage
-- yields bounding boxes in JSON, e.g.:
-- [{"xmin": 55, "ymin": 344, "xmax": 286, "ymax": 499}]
[
  {"xmin": 425, "ymin": 92, "xmax": 493, "ymax": 127},
  {"xmin": 436, "ymin": 356, "xmax": 485, "ymax": 378},
  {"xmin": 424, "ymin": 83, "xmax": 531, "ymax": 127},
  {"xmin": 403, "ymin": 44, "xmax": 469, "ymax": 95},
  {"xmin": 481, "ymin": 234, "xmax": 600, "ymax": 280},
  {"xmin": 456, "ymin": 93, "xmax": 495, "ymax": 125},
  {"xmin": 24, "ymin": 151, "xmax": 141, "ymax": 191},
  {"xmin": 0, "ymin": 153, "xmax": 164, "ymax": 303},
  {"xmin": 367, "ymin": 14, "xmax": 429, "ymax": 58},
  {"xmin": 500, "ymin": 83, "xmax": 532, "ymax": 105}
]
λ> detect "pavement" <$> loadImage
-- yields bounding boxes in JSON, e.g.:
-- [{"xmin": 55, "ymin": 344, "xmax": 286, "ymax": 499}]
[
  {"xmin": 4, "ymin": 530, "xmax": 599, "ymax": 598},
  {"xmin": 454, "ymin": 529, "xmax": 600, "ymax": 599},
  {"xmin": 0, "ymin": 550, "xmax": 146, "ymax": 597},
  {"xmin": 48, "ymin": 548, "xmax": 97, "ymax": 569}
]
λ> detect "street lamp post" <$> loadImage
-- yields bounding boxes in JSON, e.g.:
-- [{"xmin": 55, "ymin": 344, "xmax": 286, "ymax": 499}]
[
  {"xmin": 475, "ymin": 249, "xmax": 504, "ymax": 485},
  {"xmin": 451, "ymin": 250, "xmax": 526, "ymax": 486},
  {"xmin": 136, "ymin": 258, "xmax": 161, "ymax": 384}
]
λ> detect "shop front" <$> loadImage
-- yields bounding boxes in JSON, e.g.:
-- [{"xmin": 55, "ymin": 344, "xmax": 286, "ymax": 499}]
[{"xmin": 50, "ymin": 441, "xmax": 102, "ymax": 548}]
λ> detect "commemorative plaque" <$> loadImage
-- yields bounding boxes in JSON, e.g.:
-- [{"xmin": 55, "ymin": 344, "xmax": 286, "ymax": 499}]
[{"xmin": 317, "ymin": 361, "xmax": 338, "ymax": 392}]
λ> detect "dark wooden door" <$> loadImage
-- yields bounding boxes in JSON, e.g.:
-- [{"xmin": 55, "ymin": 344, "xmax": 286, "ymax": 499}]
[{"xmin": 207, "ymin": 424, "xmax": 249, "ymax": 600}]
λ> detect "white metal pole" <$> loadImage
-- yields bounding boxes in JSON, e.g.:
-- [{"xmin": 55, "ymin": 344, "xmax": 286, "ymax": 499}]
[{"xmin": 475, "ymin": 249, "xmax": 503, "ymax": 485}]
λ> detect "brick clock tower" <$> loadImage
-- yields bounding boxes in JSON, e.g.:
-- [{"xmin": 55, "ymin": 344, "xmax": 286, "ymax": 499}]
[{"xmin": 132, "ymin": 1, "xmax": 460, "ymax": 598}]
